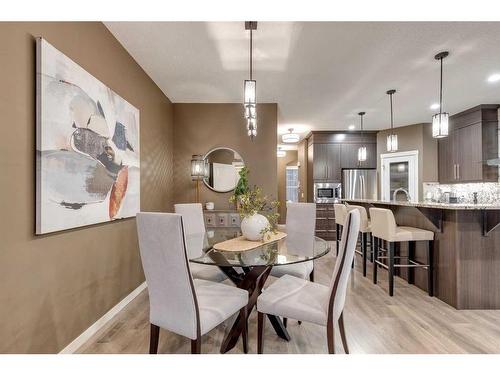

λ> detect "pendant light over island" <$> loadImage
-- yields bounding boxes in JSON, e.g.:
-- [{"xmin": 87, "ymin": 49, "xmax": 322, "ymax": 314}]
[
  {"xmin": 432, "ymin": 51, "xmax": 450, "ymax": 139},
  {"xmin": 386, "ymin": 89, "xmax": 398, "ymax": 152}
]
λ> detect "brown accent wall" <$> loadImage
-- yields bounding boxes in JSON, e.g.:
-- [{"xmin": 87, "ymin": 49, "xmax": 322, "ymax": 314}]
[
  {"xmin": 173, "ymin": 104, "xmax": 278, "ymax": 209},
  {"xmin": 277, "ymin": 151, "xmax": 298, "ymax": 223},
  {"xmin": 0, "ymin": 22, "xmax": 174, "ymax": 353},
  {"xmin": 377, "ymin": 123, "xmax": 437, "ymax": 200},
  {"xmin": 297, "ymin": 140, "xmax": 308, "ymax": 202}
]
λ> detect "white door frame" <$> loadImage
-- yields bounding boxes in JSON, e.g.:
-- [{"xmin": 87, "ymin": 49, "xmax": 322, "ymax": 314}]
[{"xmin": 380, "ymin": 150, "xmax": 419, "ymax": 202}]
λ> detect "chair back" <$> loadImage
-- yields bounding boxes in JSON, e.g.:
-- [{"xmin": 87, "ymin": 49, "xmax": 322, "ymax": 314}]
[
  {"xmin": 346, "ymin": 204, "xmax": 369, "ymax": 232},
  {"xmin": 285, "ymin": 202, "xmax": 316, "ymax": 257},
  {"xmin": 369, "ymin": 207, "xmax": 397, "ymax": 241},
  {"xmin": 174, "ymin": 203, "xmax": 206, "ymax": 235},
  {"xmin": 136, "ymin": 212, "xmax": 200, "ymax": 340},
  {"xmin": 333, "ymin": 203, "xmax": 348, "ymax": 227},
  {"xmin": 327, "ymin": 209, "xmax": 360, "ymax": 322}
]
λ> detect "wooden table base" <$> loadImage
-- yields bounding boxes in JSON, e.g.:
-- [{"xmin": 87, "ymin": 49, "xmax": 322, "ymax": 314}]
[{"xmin": 219, "ymin": 265, "xmax": 290, "ymax": 353}]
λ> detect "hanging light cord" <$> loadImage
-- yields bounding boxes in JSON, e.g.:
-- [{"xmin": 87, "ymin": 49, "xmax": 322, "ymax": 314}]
[
  {"xmin": 439, "ymin": 56, "xmax": 443, "ymax": 116},
  {"xmin": 390, "ymin": 92, "xmax": 394, "ymax": 133},
  {"xmin": 249, "ymin": 28, "xmax": 253, "ymax": 80}
]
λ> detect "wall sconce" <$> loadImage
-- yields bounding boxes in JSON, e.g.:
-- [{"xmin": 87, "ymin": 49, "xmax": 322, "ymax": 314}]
[{"xmin": 191, "ymin": 154, "xmax": 207, "ymax": 203}]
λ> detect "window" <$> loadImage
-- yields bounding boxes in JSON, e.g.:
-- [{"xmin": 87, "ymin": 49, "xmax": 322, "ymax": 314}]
[{"xmin": 286, "ymin": 166, "xmax": 299, "ymax": 203}]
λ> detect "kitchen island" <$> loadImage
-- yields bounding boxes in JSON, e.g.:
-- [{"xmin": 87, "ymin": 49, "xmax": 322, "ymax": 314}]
[{"xmin": 343, "ymin": 198, "xmax": 500, "ymax": 309}]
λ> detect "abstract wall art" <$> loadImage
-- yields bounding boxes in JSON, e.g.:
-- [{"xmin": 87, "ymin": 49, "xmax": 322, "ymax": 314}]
[{"xmin": 36, "ymin": 38, "xmax": 140, "ymax": 234}]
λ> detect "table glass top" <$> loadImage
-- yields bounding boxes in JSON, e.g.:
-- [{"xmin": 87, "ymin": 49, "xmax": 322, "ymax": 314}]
[{"xmin": 188, "ymin": 228, "xmax": 330, "ymax": 267}]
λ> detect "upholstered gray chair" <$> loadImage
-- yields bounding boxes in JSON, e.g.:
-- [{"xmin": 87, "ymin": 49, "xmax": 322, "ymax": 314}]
[
  {"xmin": 257, "ymin": 209, "xmax": 360, "ymax": 354},
  {"xmin": 271, "ymin": 202, "xmax": 316, "ymax": 281},
  {"xmin": 136, "ymin": 213, "xmax": 249, "ymax": 354},
  {"xmin": 345, "ymin": 204, "xmax": 373, "ymax": 277},
  {"xmin": 174, "ymin": 203, "xmax": 227, "ymax": 283}
]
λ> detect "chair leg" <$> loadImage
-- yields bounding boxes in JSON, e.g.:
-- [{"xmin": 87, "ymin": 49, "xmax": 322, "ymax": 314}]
[
  {"xmin": 283, "ymin": 317, "xmax": 288, "ymax": 328},
  {"xmin": 408, "ymin": 241, "xmax": 415, "ymax": 284},
  {"xmin": 362, "ymin": 232, "xmax": 367, "ymax": 277},
  {"xmin": 191, "ymin": 338, "xmax": 201, "ymax": 354},
  {"xmin": 336, "ymin": 224, "xmax": 340, "ymax": 255},
  {"xmin": 240, "ymin": 307, "xmax": 248, "ymax": 354},
  {"xmin": 373, "ymin": 237, "xmax": 378, "ymax": 284},
  {"xmin": 427, "ymin": 240, "xmax": 434, "ymax": 297},
  {"xmin": 257, "ymin": 312, "xmax": 264, "ymax": 354},
  {"xmin": 338, "ymin": 312, "xmax": 349, "ymax": 354},
  {"xmin": 388, "ymin": 242, "xmax": 395, "ymax": 296},
  {"xmin": 309, "ymin": 268, "xmax": 314, "ymax": 282},
  {"xmin": 149, "ymin": 324, "xmax": 160, "ymax": 354},
  {"xmin": 327, "ymin": 321, "xmax": 335, "ymax": 354}
]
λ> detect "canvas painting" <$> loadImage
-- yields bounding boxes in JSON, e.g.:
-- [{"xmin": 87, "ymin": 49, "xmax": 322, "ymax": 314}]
[{"xmin": 36, "ymin": 38, "xmax": 140, "ymax": 234}]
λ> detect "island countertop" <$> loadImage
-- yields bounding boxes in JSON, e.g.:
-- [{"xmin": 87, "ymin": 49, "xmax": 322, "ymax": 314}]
[{"xmin": 341, "ymin": 198, "xmax": 500, "ymax": 210}]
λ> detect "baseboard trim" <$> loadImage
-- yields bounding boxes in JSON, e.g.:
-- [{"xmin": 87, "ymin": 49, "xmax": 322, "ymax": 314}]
[{"xmin": 59, "ymin": 281, "xmax": 147, "ymax": 354}]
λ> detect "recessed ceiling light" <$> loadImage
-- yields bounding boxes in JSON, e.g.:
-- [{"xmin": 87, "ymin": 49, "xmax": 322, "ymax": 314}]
[
  {"xmin": 430, "ymin": 103, "xmax": 440, "ymax": 110},
  {"xmin": 348, "ymin": 125, "xmax": 355, "ymax": 130},
  {"xmin": 487, "ymin": 73, "xmax": 500, "ymax": 83}
]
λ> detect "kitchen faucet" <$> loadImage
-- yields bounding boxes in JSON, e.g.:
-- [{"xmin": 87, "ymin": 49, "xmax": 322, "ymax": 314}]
[{"xmin": 393, "ymin": 187, "xmax": 411, "ymax": 202}]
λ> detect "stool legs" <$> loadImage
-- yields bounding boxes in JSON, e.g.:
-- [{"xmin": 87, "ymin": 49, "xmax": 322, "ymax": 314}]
[
  {"xmin": 408, "ymin": 241, "xmax": 415, "ymax": 284},
  {"xmin": 373, "ymin": 237, "xmax": 379, "ymax": 284},
  {"xmin": 388, "ymin": 242, "xmax": 395, "ymax": 296},
  {"xmin": 361, "ymin": 232, "xmax": 368, "ymax": 277},
  {"xmin": 427, "ymin": 240, "xmax": 434, "ymax": 297}
]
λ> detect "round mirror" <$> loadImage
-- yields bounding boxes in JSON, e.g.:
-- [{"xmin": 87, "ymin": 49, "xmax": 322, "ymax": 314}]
[{"xmin": 203, "ymin": 147, "xmax": 245, "ymax": 193}]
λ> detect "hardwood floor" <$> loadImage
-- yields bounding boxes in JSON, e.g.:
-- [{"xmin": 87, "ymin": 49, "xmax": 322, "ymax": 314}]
[{"xmin": 77, "ymin": 243, "xmax": 500, "ymax": 354}]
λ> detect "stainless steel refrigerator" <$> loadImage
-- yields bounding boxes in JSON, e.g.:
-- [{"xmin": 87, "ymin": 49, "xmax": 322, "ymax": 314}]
[{"xmin": 342, "ymin": 169, "xmax": 377, "ymax": 200}]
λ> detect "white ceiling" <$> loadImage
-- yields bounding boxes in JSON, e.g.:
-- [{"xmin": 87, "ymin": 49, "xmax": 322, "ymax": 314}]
[{"xmin": 105, "ymin": 22, "xmax": 500, "ymax": 141}]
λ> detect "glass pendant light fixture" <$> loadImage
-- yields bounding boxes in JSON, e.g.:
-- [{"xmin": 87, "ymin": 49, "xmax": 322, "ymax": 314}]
[
  {"xmin": 244, "ymin": 21, "xmax": 257, "ymax": 139},
  {"xmin": 277, "ymin": 146, "xmax": 286, "ymax": 158},
  {"xmin": 282, "ymin": 128, "xmax": 300, "ymax": 143},
  {"xmin": 190, "ymin": 154, "xmax": 208, "ymax": 203},
  {"xmin": 432, "ymin": 51, "xmax": 450, "ymax": 138},
  {"xmin": 386, "ymin": 89, "xmax": 398, "ymax": 152},
  {"xmin": 357, "ymin": 112, "xmax": 367, "ymax": 162}
]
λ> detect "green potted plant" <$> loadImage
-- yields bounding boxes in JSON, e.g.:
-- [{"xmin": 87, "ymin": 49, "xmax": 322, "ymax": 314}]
[
  {"xmin": 232, "ymin": 166, "xmax": 250, "ymax": 210},
  {"xmin": 230, "ymin": 185, "xmax": 280, "ymax": 241}
]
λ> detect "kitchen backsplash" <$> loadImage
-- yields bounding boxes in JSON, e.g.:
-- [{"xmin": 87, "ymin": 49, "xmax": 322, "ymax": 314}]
[{"xmin": 423, "ymin": 182, "xmax": 500, "ymax": 204}]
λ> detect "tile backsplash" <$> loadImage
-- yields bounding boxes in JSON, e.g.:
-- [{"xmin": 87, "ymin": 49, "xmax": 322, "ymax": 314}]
[{"xmin": 423, "ymin": 182, "xmax": 500, "ymax": 204}]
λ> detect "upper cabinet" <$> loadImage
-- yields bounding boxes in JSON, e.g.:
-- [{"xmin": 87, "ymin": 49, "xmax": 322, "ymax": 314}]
[
  {"xmin": 340, "ymin": 143, "xmax": 377, "ymax": 169},
  {"xmin": 311, "ymin": 143, "xmax": 341, "ymax": 181},
  {"xmin": 438, "ymin": 105, "xmax": 499, "ymax": 184}
]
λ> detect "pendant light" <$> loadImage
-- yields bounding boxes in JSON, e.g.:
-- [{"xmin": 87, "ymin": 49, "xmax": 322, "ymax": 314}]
[
  {"xmin": 282, "ymin": 128, "xmax": 300, "ymax": 143},
  {"xmin": 357, "ymin": 112, "xmax": 367, "ymax": 162},
  {"xmin": 244, "ymin": 21, "xmax": 257, "ymax": 139},
  {"xmin": 432, "ymin": 51, "xmax": 450, "ymax": 138},
  {"xmin": 277, "ymin": 146, "xmax": 286, "ymax": 158},
  {"xmin": 386, "ymin": 89, "xmax": 398, "ymax": 152}
]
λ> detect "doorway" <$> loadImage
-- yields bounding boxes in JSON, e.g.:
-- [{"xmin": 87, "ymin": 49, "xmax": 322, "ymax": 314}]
[{"xmin": 380, "ymin": 150, "xmax": 419, "ymax": 202}]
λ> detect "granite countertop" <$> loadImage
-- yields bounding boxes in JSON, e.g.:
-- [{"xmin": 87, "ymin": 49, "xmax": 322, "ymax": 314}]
[{"xmin": 341, "ymin": 198, "xmax": 500, "ymax": 210}]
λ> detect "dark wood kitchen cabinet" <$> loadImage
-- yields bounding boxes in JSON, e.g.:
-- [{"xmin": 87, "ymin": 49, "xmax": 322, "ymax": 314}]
[
  {"xmin": 438, "ymin": 105, "xmax": 499, "ymax": 184},
  {"xmin": 340, "ymin": 143, "xmax": 377, "ymax": 169},
  {"xmin": 311, "ymin": 143, "xmax": 341, "ymax": 181}
]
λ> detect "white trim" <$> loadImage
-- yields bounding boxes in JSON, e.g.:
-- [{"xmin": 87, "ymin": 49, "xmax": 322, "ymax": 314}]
[
  {"xmin": 59, "ymin": 281, "xmax": 147, "ymax": 354},
  {"xmin": 380, "ymin": 150, "xmax": 419, "ymax": 160}
]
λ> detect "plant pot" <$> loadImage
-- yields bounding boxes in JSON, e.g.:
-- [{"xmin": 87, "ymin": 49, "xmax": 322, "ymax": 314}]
[{"xmin": 241, "ymin": 213, "xmax": 269, "ymax": 241}]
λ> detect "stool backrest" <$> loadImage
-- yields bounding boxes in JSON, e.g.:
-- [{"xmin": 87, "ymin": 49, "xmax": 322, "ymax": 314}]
[
  {"xmin": 369, "ymin": 207, "xmax": 397, "ymax": 240},
  {"xmin": 174, "ymin": 203, "xmax": 206, "ymax": 235},
  {"xmin": 328, "ymin": 209, "xmax": 360, "ymax": 322},
  {"xmin": 333, "ymin": 204, "xmax": 348, "ymax": 226},
  {"xmin": 346, "ymin": 204, "xmax": 369, "ymax": 232},
  {"xmin": 285, "ymin": 202, "xmax": 316, "ymax": 257},
  {"xmin": 136, "ymin": 212, "xmax": 200, "ymax": 340}
]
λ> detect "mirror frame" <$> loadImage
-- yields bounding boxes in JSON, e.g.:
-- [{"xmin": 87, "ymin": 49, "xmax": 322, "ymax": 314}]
[{"xmin": 202, "ymin": 147, "xmax": 245, "ymax": 193}]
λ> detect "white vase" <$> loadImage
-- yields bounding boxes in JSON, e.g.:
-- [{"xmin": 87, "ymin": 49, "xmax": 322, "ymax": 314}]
[{"xmin": 241, "ymin": 213, "xmax": 269, "ymax": 241}]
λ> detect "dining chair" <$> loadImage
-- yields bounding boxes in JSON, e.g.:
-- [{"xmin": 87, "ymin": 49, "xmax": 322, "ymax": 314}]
[
  {"xmin": 174, "ymin": 203, "xmax": 227, "ymax": 283},
  {"xmin": 270, "ymin": 202, "xmax": 316, "ymax": 281},
  {"xmin": 256, "ymin": 209, "xmax": 360, "ymax": 354},
  {"xmin": 136, "ymin": 212, "xmax": 249, "ymax": 354}
]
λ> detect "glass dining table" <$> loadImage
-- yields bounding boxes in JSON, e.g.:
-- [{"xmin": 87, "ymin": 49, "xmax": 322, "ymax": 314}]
[{"xmin": 186, "ymin": 227, "xmax": 330, "ymax": 354}]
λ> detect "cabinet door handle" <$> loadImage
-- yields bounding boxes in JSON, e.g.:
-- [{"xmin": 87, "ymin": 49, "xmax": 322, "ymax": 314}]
[
  {"xmin": 453, "ymin": 164, "xmax": 457, "ymax": 180},
  {"xmin": 457, "ymin": 164, "xmax": 460, "ymax": 180}
]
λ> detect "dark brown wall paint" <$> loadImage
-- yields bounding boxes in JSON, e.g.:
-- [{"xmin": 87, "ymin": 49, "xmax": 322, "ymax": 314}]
[
  {"xmin": 0, "ymin": 22, "xmax": 174, "ymax": 353},
  {"xmin": 173, "ymin": 103, "xmax": 278, "ymax": 209}
]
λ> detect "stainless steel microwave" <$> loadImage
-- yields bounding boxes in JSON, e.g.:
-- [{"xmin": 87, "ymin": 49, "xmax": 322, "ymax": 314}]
[{"xmin": 314, "ymin": 182, "xmax": 341, "ymax": 203}]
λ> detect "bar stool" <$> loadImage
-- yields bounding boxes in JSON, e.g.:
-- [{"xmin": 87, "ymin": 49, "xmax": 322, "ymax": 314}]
[
  {"xmin": 346, "ymin": 205, "xmax": 373, "ymax": 277},
  {"xmin": 369, "ymin": 207, "xmax": 434, "ymax": 297},
  {"xmin": 333, "ymin": 203, "xmax": 348, "ymax": 255}
]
